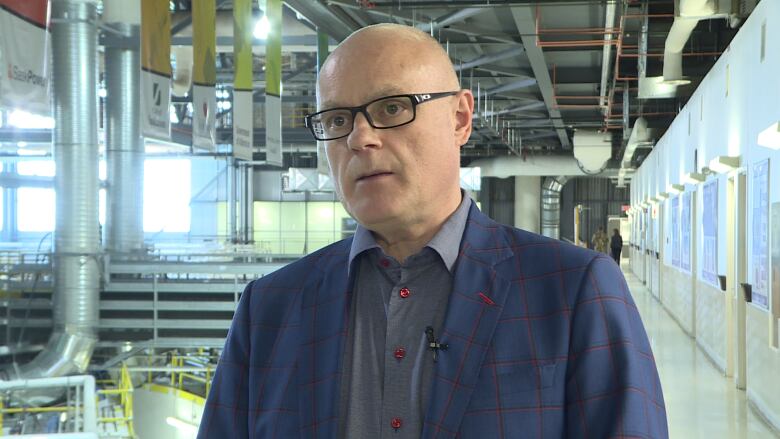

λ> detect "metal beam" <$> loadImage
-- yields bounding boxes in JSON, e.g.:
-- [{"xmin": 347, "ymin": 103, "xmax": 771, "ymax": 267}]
[
  {"xmin": 484, "ymin": 77, "xmax": 537, "ymax": 96},
  {"xmin": 486, "ymin": 101, "xmax": 547, "ymax": 116},
  {"xmin": 509, "ymin": 7, "xmax": 571, "ymax": 149},
  {"xmin": 284, "ymin": 0, "xmax": 356, "ymax": 41},
  {"xmin": 455, "ymin": 46, "xmax": 525, "ymax": 71},
  {"xmin": 415, "ymin": 8, "xmax": 485, "ymax": 32}
]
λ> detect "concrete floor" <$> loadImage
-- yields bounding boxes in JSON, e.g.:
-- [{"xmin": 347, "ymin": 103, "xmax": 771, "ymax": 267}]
[{"xmin": 625, "ymin": 266, "xmax": 779, "ymax": 439}]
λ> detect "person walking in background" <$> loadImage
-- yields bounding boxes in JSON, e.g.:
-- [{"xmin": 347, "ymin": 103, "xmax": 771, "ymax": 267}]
[
  {"xmin": 592, "ymin": 226, "xmax": 609, "ymax": 254},
  {"xmin": 611, "ymin": 228, "xmax": 624, "ymax": 264}
]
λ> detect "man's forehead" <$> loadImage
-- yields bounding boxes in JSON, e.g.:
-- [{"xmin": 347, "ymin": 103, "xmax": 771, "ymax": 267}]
[{"xmin": 317, "ymin": 85, "xmax": 411, "ymax": 109}]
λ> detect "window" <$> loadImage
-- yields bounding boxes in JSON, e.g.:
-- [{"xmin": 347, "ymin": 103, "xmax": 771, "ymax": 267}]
[
  {"xmin": 144, "ymin": 159, "xmax": 191, "ymax": 233},
  {"xmin": 18, "ymin": 187, "xmax": 55, "ymax": 232}
]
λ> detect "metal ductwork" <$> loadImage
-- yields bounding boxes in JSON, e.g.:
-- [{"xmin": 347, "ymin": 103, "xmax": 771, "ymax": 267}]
[
  {"xmin": 471, "ymin": 155, "xmax": 588, "ymax": 178},
  {"xmin": 541, "ymin": 176, "xmax": 569, "ymax": 239},
  {"xmin": 640, "ymin": 0, "xmax": 731, "ymax": 97},
  {"xmin": 104, "ymin": 0, "xmax": 144, "ymax": 256},
  {"xmin": 1, "ymin": 0, "xmax": 100, "ymax": 381}
]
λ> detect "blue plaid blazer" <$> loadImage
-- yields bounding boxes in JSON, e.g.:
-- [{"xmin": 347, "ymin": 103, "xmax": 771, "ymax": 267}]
[{"xmin": 198, "ymin": 204, "xmax": 668, "ymax": 438}]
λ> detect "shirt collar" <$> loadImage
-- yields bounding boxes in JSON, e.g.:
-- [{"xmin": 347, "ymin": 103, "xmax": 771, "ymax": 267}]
[{"xmin": 348, "ymin": 191, "xmax": 472, "ymax": 275}]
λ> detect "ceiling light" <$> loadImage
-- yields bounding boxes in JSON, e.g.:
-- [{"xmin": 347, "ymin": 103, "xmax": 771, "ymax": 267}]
[
  {"xmin": 708, "ymin": 155, "xmax": 741, "ymax": 174},
  {"xmin": 667, "ymin": 183, "xmax": 684, "ymax": 194},
  {"xmin": 253, "ymin": 15, "xmax": 270, "ymax": 40},
  {"xmin": 757, "ymin": 121, "xmax": 780, "ymax": 149},
  {"xmin": 683, "ymin": 172, "xmax": 706, "ymax": 184}
]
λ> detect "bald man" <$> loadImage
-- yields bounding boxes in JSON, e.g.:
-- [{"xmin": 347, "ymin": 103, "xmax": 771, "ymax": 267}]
[{"xmin": 198, "ymin": 24, "xmax": 667, "ymax": 439}]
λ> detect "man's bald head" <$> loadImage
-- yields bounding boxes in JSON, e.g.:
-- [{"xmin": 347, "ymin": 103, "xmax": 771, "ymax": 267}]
[{"xmin": 317, "ymin": 24, "xmax": 460, "ymax": 103}]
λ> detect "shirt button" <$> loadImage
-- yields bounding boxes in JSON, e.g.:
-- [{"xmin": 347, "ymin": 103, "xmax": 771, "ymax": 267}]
[
  {"xmin": 380, "ymin": 258, "xmax": 390, "ymax": 268},
  {"xmin": 394, "ymin": 347, "xmax": 406, "ymax": 359},
  {"xmin": 391, "ymin": 417, "xmax": 402, "ymax": 429},
  {"xmin": 399, "ymin": 287, "xmax": 411, "ymax": 298}
]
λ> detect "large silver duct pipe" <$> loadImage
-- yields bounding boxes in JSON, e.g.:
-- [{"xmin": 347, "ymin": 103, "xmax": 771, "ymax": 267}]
[
  {"xmin": 1, "ymin": 0, "xmax": 101, "ymax": 381},
  {"xmin": 105, "ymin": 1, "xmax": 144, "ymax": 257},
  {"xmin": 541, "ymin": 176, "xmax": 569, "ymax": 240}
]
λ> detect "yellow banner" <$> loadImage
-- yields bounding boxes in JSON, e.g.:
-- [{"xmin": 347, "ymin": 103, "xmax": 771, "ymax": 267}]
[
  {"xmin": 193, "ymin": 0, "xmax": 216, "ymax": 86},
  {"xmin": 265, "ymin": 0, "xmax": 282, "ymax": 97},
  {"xmin": 233, "ymin": 0, "xmax": 253, "ymax": 91},
  {"xmin": 141, "ymin": 0, "xmax": 171, "ymax": 76}
]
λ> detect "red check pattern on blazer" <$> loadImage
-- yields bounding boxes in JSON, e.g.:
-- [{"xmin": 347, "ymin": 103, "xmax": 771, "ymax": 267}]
[{"xmin": 198, "ymin": 203, "xmax": 668, "ymax": 438}]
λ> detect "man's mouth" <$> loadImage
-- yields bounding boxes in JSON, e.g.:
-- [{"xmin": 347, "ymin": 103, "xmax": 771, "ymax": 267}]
[{"xmin": 357, "ymin": 171, "xmax": 393, "ymax": 181}]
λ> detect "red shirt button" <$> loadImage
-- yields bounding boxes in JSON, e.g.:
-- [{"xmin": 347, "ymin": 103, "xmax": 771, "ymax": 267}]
[
  {"xmin": 394, "ymin": 347, "xmax": 406, "ymax": 359},
  {"xmin": 391, "ymin": 417, "xmax": 402, "ymax": 429},
  {"xmin": 380, "ymin": 259, "xmax": 390, "ymax": 268},
  {"xmin": 399, "ymin": 287, "xmax": 411, "ymax": 298}
]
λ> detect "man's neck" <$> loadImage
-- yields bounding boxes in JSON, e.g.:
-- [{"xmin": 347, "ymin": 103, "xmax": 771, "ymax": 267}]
[{"xmin": 371, "ymin": 192, "xmax": 463, "ymax": 263}]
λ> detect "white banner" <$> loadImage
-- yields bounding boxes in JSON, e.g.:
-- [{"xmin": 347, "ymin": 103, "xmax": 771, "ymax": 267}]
[
  {"xmin": 0, "ymin": 1, "xmax": 50, "ymax": 114},
  {"xmin": 140, "ymin": 70, "xmax": 171, "ymax": 140},
  {"xmin": 233, "ymin": 90, "xmax": 253, "ymax": 161},
  {"xmin": 265, "ymin": 95, "xmax": 282, "ymax": 167},
  {"xmin": 192, "ymin": 84, "xmax": 216, "ymax": 151}
]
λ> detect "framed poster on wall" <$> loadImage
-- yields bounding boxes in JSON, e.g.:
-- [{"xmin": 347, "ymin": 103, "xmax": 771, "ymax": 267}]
[
  {"xmin": 681, "ymin": 191, "xmax": 692, "ymax": 272},
  {"xmin": 702, "ymin": 180, "xmax": 718, "ymax": 286},
  {"xmin": 752, "ymin": 159, "xmax": 770, "ymax": 309},
  {"xmin": 671, "ymin": 196, "xmax": 680, "ymax": 268}
]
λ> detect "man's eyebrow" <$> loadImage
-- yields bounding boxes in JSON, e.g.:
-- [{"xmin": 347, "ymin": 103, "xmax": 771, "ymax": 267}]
[{"xmin": 318, "ymin": 86, "xmax": 408, "ymax": 110}]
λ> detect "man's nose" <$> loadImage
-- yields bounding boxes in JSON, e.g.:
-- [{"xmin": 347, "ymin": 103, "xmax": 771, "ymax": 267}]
[{"xmin": 346, "ymin": 111, "xmax": 380, "ymax": 151}]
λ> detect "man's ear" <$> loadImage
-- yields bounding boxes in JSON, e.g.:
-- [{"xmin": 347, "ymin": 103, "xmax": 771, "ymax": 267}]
[{"xmin": 453, "ymin": 89, "xmax": 474, "ymax": 146}]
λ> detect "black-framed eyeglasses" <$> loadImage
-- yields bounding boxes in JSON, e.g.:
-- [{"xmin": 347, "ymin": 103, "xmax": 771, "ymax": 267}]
[{"xmin": 304, "ymin": 91, "xmax": 459, "ymax": 141}]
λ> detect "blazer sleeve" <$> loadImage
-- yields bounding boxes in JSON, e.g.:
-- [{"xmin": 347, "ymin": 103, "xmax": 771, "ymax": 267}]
[
  {"xmin": 197, "ymin": 281, "xmax": 254, "ymax": 439},
  {"xmin": 565, "ymin": 256, "xmax": 668, "ymax": 438}
]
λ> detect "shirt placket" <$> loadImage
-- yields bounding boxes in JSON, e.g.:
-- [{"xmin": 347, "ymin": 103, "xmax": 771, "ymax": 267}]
[{"xmin": 381, "ymin": 265, "xmax": 413, "ymax": 438}]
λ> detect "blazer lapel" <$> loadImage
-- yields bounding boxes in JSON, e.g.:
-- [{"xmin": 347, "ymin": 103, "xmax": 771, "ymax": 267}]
[
  {"xmin": 297, "ymin": 240, "xmax": 353, "ymax": 439},
  {"xmin": 422, "ymin": 205, "xmax": 514, "ymax": 438}
]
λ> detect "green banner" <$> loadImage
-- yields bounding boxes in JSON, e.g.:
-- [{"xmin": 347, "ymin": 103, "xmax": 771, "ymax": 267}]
[
  {"xmin": 233, "ymin": 0, "xmax": 253, "ymax": 91},
  {"xmin": 193, "ymin": 0, "xmax": 216, "ymax": 86}
]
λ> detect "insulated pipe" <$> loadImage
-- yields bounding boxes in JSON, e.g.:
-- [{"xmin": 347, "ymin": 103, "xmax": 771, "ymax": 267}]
[
  {"xmin": 663, "ymin": 0, "xmax": 717, "ymax": 84},
  {"xmin": 0, "ymin": 0, "xmax": 101, "ymax": 381},
  {"xmin": 105, "ymin": 2, "xmax": 144, "ymax": 256},
  {"xmin": 598, "ymin": 1, "xmax": 616, "ymax": 109},
  {"xmin": 541, "ymin": 176, "xmax": 569, "ymax": 239}
]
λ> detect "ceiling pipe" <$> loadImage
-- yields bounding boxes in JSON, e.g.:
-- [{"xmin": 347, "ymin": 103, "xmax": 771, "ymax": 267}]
[
  {"xmin": 471, "ymin": 155, "xmax": 588, "ymax": 178},
  {"xmin": 454, "ymin": 46, "xmax": 525, "ymax": 71},
  {"xmin": 598, "ymin": 1, "xmax": 616, "ymax": 110}
]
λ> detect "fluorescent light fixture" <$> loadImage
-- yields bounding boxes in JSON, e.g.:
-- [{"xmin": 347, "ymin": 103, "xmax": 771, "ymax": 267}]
[
  {"xmin": 708, "ymin": 155, "xmax": 741, "ymax": 174},
  {"xmin": 757, "ymin": 121, "xmax": 780, "ymax": 149},
  {"xmin": 656, "ymin": 192, "xmax": 669, "ymax": 200},
  {"xmin": 683, "ymin": 172, "xmax": 706, "ymax": 184},
  {"xmin": 166, "ymin": 416, "xmax": 198, "ymax": 433},
  {"xmin": 254, "ymin": 15, "xmax": 270, "ymax": 40},
  {"xmin": 667, "ymin": 183, "xmax": 684, "ymax": 194}
]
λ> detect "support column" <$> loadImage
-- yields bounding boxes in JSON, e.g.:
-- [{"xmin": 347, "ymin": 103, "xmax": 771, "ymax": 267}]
[
  {"xmin": 514, "ymin": 176, "xmax": 540, "ymax": 234},
  {"xmin": 104, "ymin": 0, "xmax": 144, "ymax": 257}
]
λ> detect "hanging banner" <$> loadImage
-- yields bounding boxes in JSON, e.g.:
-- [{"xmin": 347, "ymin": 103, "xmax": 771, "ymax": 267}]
[
  {"xmin": 0, "ymin": 0, "xmax": 50, "ymax": 115},
  {"xmin": 140, "ymin": 0, "xmax": 171, "ymax": 140},
  {"xmin": 264, "ymin": 0, "xmax": 283, "ymax": 167},
  {"xmin": 751, "ymin": 159, "xmax": 770, "ymax": 309},
  {"xmin": 232, "ymin": 0, "xmax": 253, "ymax": 161},
  {"xmin": 192, "ymin": 0, "xmax": 216, "ymax": 151},
  {"xmin": 316, "ymin": 30, "xmax": 330, "ymax": 175}
]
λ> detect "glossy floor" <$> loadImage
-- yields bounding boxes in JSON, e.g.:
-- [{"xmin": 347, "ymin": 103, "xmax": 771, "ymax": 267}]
[{"xmin": 625, "ymin": 267, "xmax": 779, "ymax": 439}]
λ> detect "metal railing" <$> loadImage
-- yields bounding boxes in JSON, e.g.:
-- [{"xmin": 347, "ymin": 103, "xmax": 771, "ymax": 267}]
[{"xmin": 95, "ymin": 364, "xmax": 134, "ymax": 437}]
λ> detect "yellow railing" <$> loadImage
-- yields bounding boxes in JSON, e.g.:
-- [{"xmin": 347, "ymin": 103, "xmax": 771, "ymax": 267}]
[
  {"xmin": 170, "ymin": 354, "xmax": 215, "ymax": 398},
  {"xmin": 0, "ymin": 400, "xmax": 76, "ymax": 434},
  {"xmin": 96, "ymin": 363, "xmax": 135, "ymax": 437}
]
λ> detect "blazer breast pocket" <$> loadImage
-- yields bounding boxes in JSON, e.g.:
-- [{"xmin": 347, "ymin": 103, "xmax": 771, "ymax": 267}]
[{"xmin": 468, "ymin": 362, "xmax": 560, "ymax": 409}]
